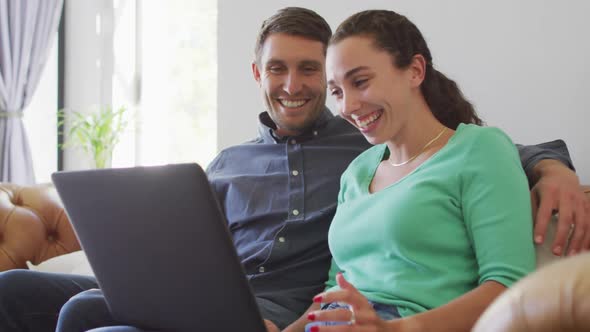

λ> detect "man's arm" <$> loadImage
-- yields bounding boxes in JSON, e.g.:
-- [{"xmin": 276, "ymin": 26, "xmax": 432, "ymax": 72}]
[
  {"xmin": 516, "ymin": 140, "xmax": 575, "ymax": 184},
  {"xmin": 517, "ymin": 141, "xmax": 590, "ymax": 256}
]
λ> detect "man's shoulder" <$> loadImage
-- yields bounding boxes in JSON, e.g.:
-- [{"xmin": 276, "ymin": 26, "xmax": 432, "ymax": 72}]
[
  {"xmin": 206, "ymin": 137, "xmax": 268, "ymax": 175},
  {"xmin": 216, "ymin": 136, "xmax": 265, "ymax": 155}
]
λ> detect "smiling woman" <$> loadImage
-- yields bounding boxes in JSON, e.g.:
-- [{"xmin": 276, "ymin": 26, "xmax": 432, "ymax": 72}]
[{"xmin": 299, "ymin": 9, "xmax": 536, "ymax": 332}]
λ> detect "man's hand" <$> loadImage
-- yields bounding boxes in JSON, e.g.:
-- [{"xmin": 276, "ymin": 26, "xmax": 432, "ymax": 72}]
[
  {"xmin": 530, "ymin": 160, "xmax": 590, "ymax": 256},
  {"xmin": 264, "ymin": 319, "xmax": 280, "ymax": 332}
]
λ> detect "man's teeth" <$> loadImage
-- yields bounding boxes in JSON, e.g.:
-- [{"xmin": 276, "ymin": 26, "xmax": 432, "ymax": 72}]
[
  {"xmin": 355, "ymin": 112, "xmax": 381, "ymax": 128},
  {"xmin": 280, "ymin": 100, "xmax": 307, "ymax": 108}
]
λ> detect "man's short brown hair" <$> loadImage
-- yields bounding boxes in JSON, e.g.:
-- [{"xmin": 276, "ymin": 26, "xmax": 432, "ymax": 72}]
[{"xmin": 254, "ymin": 7, "xmax": 332, "ymax": 63}]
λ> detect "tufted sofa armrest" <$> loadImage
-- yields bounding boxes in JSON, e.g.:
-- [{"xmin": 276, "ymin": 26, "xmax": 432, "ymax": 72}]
[
  {"xmin": 0, "ymin": 183, "xmax": 80, "ymax": 271},
  {"xmin": 473, "ymin": 186, "xmax": 590, "ymax": 332}
]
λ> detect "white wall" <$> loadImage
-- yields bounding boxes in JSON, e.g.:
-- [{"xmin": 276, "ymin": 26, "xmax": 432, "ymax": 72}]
[{"xmin": 218, "ymin": 0, "xmax": 590, "ymax": 183}]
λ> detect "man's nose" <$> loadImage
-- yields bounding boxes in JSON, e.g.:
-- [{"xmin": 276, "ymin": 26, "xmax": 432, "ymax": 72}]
[{"xmin": 282, "ymin": 72, "xmax": 303, "ymax": 95}]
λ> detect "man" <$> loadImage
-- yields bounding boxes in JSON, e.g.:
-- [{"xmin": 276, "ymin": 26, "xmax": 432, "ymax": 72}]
[{"xmin": 0, "ymin": 7, "xmax": 587, "ymax": 332}]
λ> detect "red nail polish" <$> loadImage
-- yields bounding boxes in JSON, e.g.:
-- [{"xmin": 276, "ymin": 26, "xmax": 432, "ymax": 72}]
[
  {"xmin": 313, "ymin": 295, "xmax": 322, "ymax": 303},
  {"xmin": 307, "ymin": 313, "xmax": 316, "ymax": 321},
  {"xmin": 310, "ymin": 326, "xmax": 320, "ymax": 332}
]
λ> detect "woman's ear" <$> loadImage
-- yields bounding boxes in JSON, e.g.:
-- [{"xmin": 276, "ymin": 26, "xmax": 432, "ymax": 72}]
[{"xmin": 408, "ymin": 54, "xmax": 426, "ymax": 88}]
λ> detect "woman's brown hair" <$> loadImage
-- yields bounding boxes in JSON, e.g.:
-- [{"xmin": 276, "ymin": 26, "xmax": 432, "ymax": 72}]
[{"xmin": 331, "ymin": 10, "xmax": 483, "ymax": 129}]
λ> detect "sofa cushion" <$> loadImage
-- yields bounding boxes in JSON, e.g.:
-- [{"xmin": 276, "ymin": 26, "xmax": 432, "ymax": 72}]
[{"xmin": 26, "ymin": 250, "xmax": 94, "ymax": 276}]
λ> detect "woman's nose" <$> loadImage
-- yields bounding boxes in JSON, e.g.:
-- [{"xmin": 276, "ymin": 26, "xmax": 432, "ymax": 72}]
[{"xmin": 340, "ymin": 92, "xmax": 360, "ymax": 116}]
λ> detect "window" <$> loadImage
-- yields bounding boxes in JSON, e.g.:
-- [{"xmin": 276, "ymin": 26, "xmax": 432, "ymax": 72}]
[{"xmin": 112, "ymin": 0, "xmax": 217, "ymax": 169}]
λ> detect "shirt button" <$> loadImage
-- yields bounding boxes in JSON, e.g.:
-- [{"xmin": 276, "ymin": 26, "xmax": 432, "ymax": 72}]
[
  {"xmin": 278, "ymin": 237, "xmax": 286, "ymax": 243},
  {"xmin": 290, "ymin": 139, "xmax": 297, "ymax": 145},
  {"xmin": 313, "ymin": 130, "xmax": 318, "ymax": 136},
  {"xmin": 259, "ymin": 266, "xmax": 265, "ymax": 273},
  {"xmin": 292, "ymin": 170, "xmax": 299, "ymax": 176},
  {"xmin": 292, "ymin": 209, "xmax": 300, "ymax": 216}
]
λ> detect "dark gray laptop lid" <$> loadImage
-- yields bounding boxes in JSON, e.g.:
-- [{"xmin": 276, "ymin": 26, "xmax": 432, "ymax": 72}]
[{"xmin": 52, "ymin": 163, "xmax": 266, "ymax": 332}]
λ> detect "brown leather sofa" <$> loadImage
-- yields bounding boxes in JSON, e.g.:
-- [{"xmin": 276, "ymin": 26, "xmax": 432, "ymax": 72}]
[
  {"xmin": 473, "ymin": 251, "xmax": 590, "ymax": 332},
  {"xmin": 0, "ymin": 183, "xmax": 80, "ymax": 271}
]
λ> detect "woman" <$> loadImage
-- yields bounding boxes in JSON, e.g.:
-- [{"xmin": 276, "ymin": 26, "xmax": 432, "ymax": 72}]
[{"xmin": 284, "ymin": 10, "xmax": 535, "ymax": 332}]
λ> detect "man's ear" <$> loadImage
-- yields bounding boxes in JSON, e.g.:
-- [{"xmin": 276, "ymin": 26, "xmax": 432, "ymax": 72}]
[
  {"xmin": 408, "ymin": 54, "xmax": 426, "ymax": 88},
  {"xmin": 252, "ymin": 61, "xmax": 262, "ymax": 85}
]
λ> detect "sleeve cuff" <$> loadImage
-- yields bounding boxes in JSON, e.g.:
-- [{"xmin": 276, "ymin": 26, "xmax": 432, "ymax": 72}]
[{"xmin": 516, "ymin": 139, "xmax": 575, "ymax": 184}]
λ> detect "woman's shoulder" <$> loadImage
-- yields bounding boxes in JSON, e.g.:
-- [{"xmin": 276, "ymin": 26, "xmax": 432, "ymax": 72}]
[
  {"xmin": 453, "ymin": 124, "xmax": 521, "ymax": 174},
  {"xmin": 455, "ymin": 123, "xmax": 516, "ymax": 150}
]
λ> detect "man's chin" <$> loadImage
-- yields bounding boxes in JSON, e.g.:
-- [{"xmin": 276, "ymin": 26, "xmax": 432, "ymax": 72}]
[
  {"xmin": 275, "ymin": 119, "xmax": 314, "ymax": 135},
  {"xmin": 270, "ymin": 108, "xmax": 323, "ymax": 134}
]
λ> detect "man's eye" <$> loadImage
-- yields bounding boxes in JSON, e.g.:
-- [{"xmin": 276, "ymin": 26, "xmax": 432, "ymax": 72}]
[{"xmin": 268, "ymin": 66, "xmax": 284, "ymax": 73}]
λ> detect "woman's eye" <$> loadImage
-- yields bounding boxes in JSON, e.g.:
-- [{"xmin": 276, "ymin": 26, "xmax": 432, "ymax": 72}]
[
  {"xmin": 353, "ymin": 79, "xmax": 368, "ymax": 87},
  {"xmin": 330, "ymin": 89, "xmax": 342, "ymax": 97}
]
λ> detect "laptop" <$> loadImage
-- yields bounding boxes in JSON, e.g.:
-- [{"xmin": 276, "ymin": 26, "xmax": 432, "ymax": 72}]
[{"xmin": 52, "ymin": 163, "xmax": 267, "ymax": 332}]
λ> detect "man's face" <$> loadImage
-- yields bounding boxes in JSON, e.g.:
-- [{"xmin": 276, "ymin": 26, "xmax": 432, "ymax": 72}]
[{"xmin": 252, "ymin": 33, "xmax": 327, "ymax": 136}]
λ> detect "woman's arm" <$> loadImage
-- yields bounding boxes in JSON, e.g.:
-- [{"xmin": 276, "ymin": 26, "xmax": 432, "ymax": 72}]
[
  {"xmin": 389, "ymin": 281, "xmax": 506, "ymax": 332},
  {"xmin": 308, "ymin": 274, "xmax": 506, "ymax": 332},
  {"xmin": 404, "ymin": 129, "xmax": 538, "ymax": 332}
]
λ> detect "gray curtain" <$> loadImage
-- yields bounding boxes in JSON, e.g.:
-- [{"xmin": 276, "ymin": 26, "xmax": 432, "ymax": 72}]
[{"xmin": 0, "ymin": 0, "xmax": 63, "ymax": 184}]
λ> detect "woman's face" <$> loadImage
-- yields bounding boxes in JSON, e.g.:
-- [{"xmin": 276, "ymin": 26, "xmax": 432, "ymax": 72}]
[{"xmin": 327, "ymin": 36, "xmax": 419, "ymax": 145}]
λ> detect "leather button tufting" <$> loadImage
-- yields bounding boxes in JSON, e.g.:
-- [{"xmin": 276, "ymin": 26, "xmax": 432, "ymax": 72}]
[{"xmin": 10, "ymin": 196, "xmax": 22, "ymax": 206}]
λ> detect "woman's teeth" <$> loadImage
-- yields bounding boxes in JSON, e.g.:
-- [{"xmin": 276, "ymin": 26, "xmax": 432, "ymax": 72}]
[{"xmin": 355, "ymin": 112, "xmax": 381, "ymax": 128}]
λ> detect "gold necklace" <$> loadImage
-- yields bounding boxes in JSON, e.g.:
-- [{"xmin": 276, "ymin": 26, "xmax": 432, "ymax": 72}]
[{"xmin": 388, "ymin": 127, "xmax": 447, "ymax": 167}]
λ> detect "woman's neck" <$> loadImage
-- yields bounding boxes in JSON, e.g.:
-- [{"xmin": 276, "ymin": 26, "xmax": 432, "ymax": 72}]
[{"xmin": 385, "ymin": 105, "xmax": 446, "ymax": 165}]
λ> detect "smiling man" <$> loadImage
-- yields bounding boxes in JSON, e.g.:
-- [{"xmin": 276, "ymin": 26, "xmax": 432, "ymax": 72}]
[
  {"xmin": 0, "ymin": 7, "xmax": 587, "ymax": 332},
  {"xmin": 253, "ymin": 32, "xmax": 327, "ymax": 136}
]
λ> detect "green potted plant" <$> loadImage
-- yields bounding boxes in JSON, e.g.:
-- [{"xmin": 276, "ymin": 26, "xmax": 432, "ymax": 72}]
[{"xmin": 59, "ymin": 106, "xmax": 128, "ymax": 168}]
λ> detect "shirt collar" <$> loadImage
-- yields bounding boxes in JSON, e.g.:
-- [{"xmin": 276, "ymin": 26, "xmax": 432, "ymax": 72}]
[{"xmin": 257, "ymin": 108, "xmax": 334, "ymax": 144}]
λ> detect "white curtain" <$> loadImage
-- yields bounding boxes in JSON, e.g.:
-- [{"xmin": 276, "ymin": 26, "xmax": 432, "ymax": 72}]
[{"xmin": 0, "ymin": 0, "xmax": 63, "ymax": 184}]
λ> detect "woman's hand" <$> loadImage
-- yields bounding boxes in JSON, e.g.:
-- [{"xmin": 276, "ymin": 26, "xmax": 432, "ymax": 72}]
[{"xmin": 307, "ymin": 273, "xmax": 402, "ymax": 332}]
